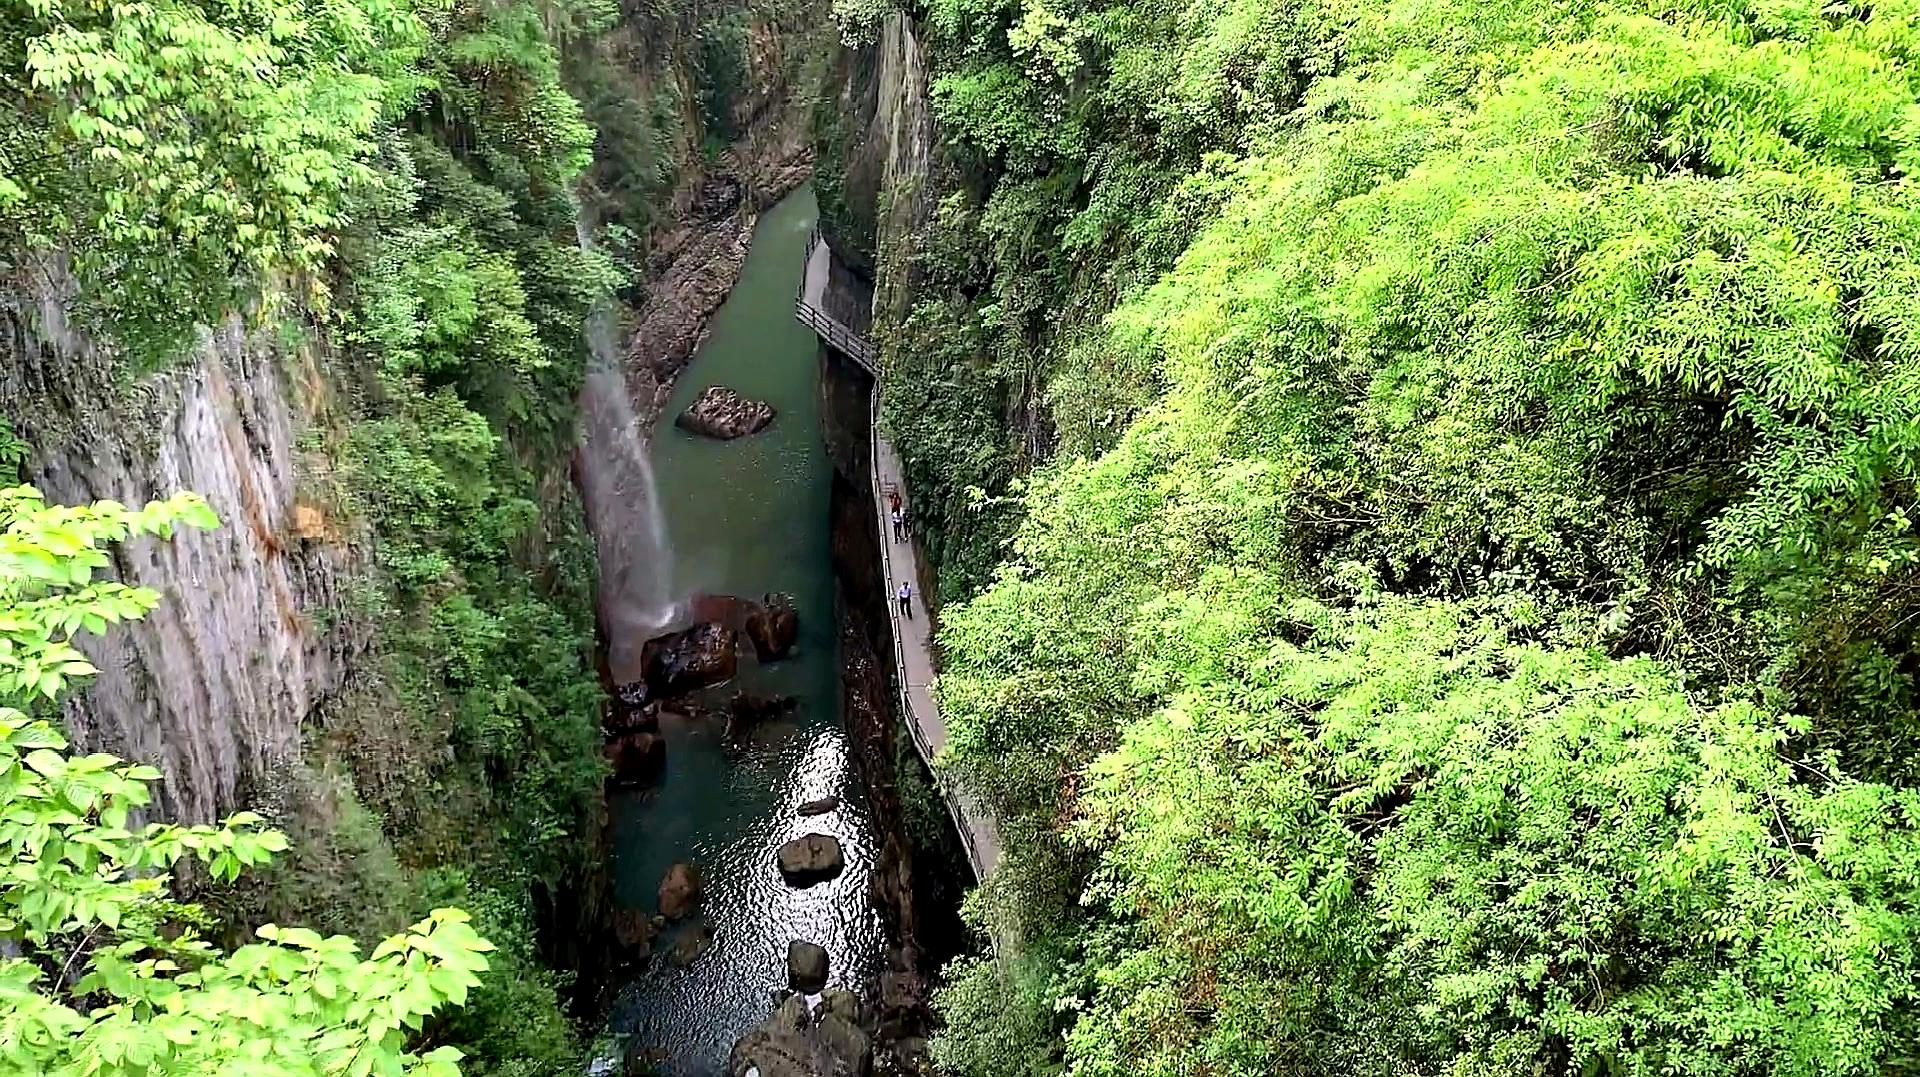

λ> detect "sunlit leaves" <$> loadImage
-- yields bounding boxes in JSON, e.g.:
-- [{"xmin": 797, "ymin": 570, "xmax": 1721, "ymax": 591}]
[
  {"xmin": 924, "ymin": 0, "xmax": 1920, "ymax": 1070},
  {"xmin": 0, "ymin": 489, "xmax": 494, "ymax": 1075},
  {"xmin": 4, "ymin": 0, "xmax": 425, "ymax": 353}
]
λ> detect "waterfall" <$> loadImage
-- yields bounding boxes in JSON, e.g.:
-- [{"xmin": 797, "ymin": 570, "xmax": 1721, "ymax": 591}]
[{"xmin": 574, "ymin": 210, "xmax": 679, "ymax": 682}]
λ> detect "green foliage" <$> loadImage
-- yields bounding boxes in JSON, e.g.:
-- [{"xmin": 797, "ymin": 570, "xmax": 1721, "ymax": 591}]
[
  {"xmin": 416, "ymin": 872, "xmax": 579, "ymax": 1077},
  {"xmin": 0, "ymin": 486, "xmax": 216, "ymax": 700},
  {"xmin": 0, "ymin": 425, "xmax": 27, "ymax": 484},
  {"xmin": 900, "ymin": 0, "xmax": 1920, "ymax": 1071},
  {"xmin": 930, "ymin": 953, "xmax": 1060, "ymax": 1077},
  {"xmin": 0, "ymin": 484, "xmax": 495, "ymax": 1076},
  {"xmin": 1, "ymin": 0, "xmax": 424, "ymax": 355},
  {"xmin": 695, "ymin": 15, "xmax": 750, "ymax": 142}
]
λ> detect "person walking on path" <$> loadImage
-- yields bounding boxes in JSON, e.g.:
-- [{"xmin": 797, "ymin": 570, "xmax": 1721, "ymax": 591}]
[
  {"xmin": 887, "ymin": 489, "xmax": 902, "ymax": 515},
  {"xmin": 890, "ymin": 507, "xmax": 905, "ymax": 543},
  {"xmin": 897, "ymin": 581, "xmax": 913, "ymax": 618}
]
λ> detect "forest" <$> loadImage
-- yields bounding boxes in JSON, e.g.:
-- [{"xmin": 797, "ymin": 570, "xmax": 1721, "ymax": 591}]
[
  {"xmin": 850, "ymin": 0, "xmax": 1920, "ymax": 1075},
  {"xmin": 2, "ymin": 0, "xmax": 787, "ymax": 1070},
  {"xmin": 8, "ymin": 0, "xmax": 1920, "ymax": 1070}
]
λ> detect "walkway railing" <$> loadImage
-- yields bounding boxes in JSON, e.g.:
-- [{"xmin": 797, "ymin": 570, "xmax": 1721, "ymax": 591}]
[
  {"xmin": 796, "ymin": 228, "xmax": 879, "ymax": 372},
  {"xmin": 795, "ymin": 226, "xmax": 996, "ymax": 882}
]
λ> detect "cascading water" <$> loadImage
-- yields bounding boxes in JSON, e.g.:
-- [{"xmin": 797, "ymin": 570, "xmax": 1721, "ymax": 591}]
[{"xmin": 574, "ymin": 213, "xmax": 680, "ymax": 681}]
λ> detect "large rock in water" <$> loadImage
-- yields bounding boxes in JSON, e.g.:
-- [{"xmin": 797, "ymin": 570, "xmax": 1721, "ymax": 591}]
[
  {"xmin": 745, "ymin": 593, "xmax": 799, "ymax": 662},
  {"xmin": 676, "ymin": 385, "xmax": 775, "ymax": 439},
  {"xmin": 728, "ymin": 691, "xmax": 796, "ymax": 737},
  {"xmin": 796, "ymin": 796, "xmax": 840, "ymax": 817},
  {"xmin": 787, "ymin": 940, "xmax": 829, "ymax": 994},
  {"xmin": 642, "ymin": 622, "xmax": 738, "ymax": 697},
  {"xmin": 612, "ymin": 907, "xmax": 656, "ymax": 955},
  {"xmin": 604, "ymin": 731, "xmax": 665, "ymax": 786},
  {"xmin": 776, "ymin": 833, "xmax": 845, "ymax": 888},
  {"xmin": 659, "ymin": 862, "xmax": 702, "ymax": 919},
  {"xmin": 669, "ymin": 919, "xmax": 715, "ymax": 967},
  {"xmin": 728, "ymin": 993, "xmax": 873, "ymax": 1077}
]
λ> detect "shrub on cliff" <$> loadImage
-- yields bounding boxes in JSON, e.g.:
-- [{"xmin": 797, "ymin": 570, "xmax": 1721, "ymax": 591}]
[{"xmin": 0, "ymin": 484, "xmax": 494, "ymax": 1076}]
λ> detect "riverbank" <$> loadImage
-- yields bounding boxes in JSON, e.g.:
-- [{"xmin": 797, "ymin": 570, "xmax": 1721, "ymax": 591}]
[{"xmin": 613, "ymin": 111, "xmax": 815, "ymax": 437}]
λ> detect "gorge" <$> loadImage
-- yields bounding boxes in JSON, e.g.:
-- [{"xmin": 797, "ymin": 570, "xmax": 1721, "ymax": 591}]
[{"xmin": 13, "ymin": 0, "xmax": 1920, "ymax": 1075}]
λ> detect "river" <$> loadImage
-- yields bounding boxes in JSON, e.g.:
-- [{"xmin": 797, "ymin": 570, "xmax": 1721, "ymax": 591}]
[{"xmin": 598, "ymin": 187, "xmax": 887, "ymax": 1074}]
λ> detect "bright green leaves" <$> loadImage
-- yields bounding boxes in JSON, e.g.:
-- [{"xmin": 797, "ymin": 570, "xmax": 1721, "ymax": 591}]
[
  {"xmin": 920, "ymin": 0, "xmax": 1920, "ymax": 1070},
  {"xmin": 0, "ymin": 486, "xmax": 216, "ymax": 701},
  {"xmin": 4, "ymin": 0, "xmax": 425, "ymax": 355},
  {"xmin": 1063, "ymin": 589, "xmax": 1920, "ymax": 1077},
  {"xmin": 0, "ymin": 488, "xmax": 496, "ymax": 1076},
  {"xmin": 431, "ymin": 0, "xmax": 594, "ymax": 187}
]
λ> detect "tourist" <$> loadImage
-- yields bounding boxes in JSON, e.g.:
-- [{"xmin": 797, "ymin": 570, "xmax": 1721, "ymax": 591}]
[{"xmin": 897, "ymin": 581, "xmax": 913, "ymax": 618}]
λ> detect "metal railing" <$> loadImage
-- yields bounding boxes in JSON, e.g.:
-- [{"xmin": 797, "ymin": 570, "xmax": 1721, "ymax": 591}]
[
  {"xmin": 795, "ymin": 227, "xmax": 991, "ymax": 881},
  {"xmin": 796, "ymin": 228, "xmax": 880, "ymax": 371},
  {"xmin": 867, "ymin": 430, "xmax": 990, "ymax": 882}
]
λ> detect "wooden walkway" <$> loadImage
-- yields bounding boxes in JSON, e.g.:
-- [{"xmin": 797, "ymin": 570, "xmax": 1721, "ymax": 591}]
[{"xmin": 796, "ymin": 229, "xmax": 1001, "ymax": 880}]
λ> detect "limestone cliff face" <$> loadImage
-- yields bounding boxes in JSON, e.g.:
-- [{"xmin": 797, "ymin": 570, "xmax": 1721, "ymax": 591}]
[
  {"xmin": 1, "ymin": 279, "xmax": 364, "ymax": 825},
  {"xmin": 816, "ymin": 12, "xmax": 933, "ymax": 295}
]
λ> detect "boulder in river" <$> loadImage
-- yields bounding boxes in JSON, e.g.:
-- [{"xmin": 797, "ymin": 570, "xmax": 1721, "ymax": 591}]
[
  {"xmin": 605, "ymin": 731, "xmax": 666, "ymax": 786},
  {"xmin": 814, "ymin": 1011, "xmax": 871, "ymax": 1077},
  {"xmin": 745, "ymin": 593, "xmax": 799, "ymax": 661},
  {"xmin": 613, "ymin": 907, "xmax": 656, "ymax": 955},
  {"xmin": 796, "ymin": 796, "xmax": 840, "ymax": 817},
  {"xmin": 776, "ymin": 833, "xmax": 845, "ymax": 888},
  {"xmin": 728, "ymin": 992, "xmax": 873, "ymax": 1077},
  {"xmin": 609, "ymin": 682, "xmax": 654, "ymax": 730},
  {"xmin": 642, "ymin": 622, "xmax": 738, "ymax": 697},
  {"xmin": 669, "ymin": 919, "xmax": 715, "ymax": 967},
  {"xmin": 728, "ymin": 691, "xmax": 797, "ymax": 735},
  {"xmin": 659, "ymin": 862, "xmax": 702, "ymax": 919},
  {"xmin": 787, "ymin": 940, "xmax": 829, "ymax": 994},
  {"xmin": 676, "ymin": 385, "xmax": 775, "ymax": 439}
]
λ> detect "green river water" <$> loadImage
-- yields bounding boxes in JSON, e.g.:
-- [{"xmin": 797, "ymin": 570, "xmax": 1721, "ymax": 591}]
[{"xmin": 599, "ymin": 188, "xmax": 886, "ymax": 1074}]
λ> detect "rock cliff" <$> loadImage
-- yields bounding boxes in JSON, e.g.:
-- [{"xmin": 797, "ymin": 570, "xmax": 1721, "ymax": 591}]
[{"xmin": 2, "ymin": 275, "xmax": 364, "ymax": 824}]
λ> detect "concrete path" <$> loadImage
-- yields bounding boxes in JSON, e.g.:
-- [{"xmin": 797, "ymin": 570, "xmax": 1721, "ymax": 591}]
[{"xmin": 796, "ymin": 229, "xmax": 1001, "ymax": 879}]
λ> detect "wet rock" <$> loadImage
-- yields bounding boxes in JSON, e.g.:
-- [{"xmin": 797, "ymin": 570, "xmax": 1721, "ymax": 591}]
[
  {"xmin": 729, "ymin": 691, "xmax": 797, "ymax": 735},
  {"xmin": 820, "ymin": 988, "xmax": 861, "ymax": 1026},
  {"xmin": 605, "ymin": 731, "xmax": 666, "ymax": 786},
  {"xmin": 657, "ymin": 699, "xmax": 723, "ymax": 727},
  {"xmin": 676, "ymin": 385, "xmax": 775, "ymax": 439},
  {"xmin": 669, "ymin": 919, "xmax": 715, "ymax": 967},
  {"xmin": 797, "ymin": 796, "xmax": 841, "ymax": 817},
  {"xmin": 745, "ymin": 593, "xmax": 800, "ymax": 661},
  {"xmin": 613, "ymin": 907, "xmax": 656, "ymax": 955},
  {"xmin": 776, "ymin": 833, "xmax": 845, "ymax": 888},
  {"xmin": 787, "ymin": 940, "xmax": 829, "ymax": 994},
  {"xmin": 728, "ymin": 991, "xmax": 874, "ymax": 1077},
  {"xmin": 607, "ymin": 691, "xmax": 658, "ymax": 734},
  {"xmin": 815, "ymin": 1012, "xmax": 871, "ymax": 1077},
  {"xmin": 729, "ymin": 995, "xmax": 822, "ymax": 1077},
  {"xmin": 659, "ymin": 862, "xmax": 702, "ymax": 920},
  {"xmin": 642, "ymin": 622, "xmax": 738, "ymax": 697}
]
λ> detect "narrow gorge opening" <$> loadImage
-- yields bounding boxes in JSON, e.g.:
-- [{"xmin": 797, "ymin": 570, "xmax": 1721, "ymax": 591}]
[{"xmin": 581, "ymin": 187, "xmax": 969, "ymax": 1075}]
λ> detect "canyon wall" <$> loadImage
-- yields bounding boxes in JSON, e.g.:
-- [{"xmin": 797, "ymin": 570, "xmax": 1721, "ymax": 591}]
[{"xmin": 1, "ymin": 280, "xmax": 365, "ymax": 825}]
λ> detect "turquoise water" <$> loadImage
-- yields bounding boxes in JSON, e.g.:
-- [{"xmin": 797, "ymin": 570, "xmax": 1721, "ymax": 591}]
[{"xmin": 600, "ymin": 188, "xmax": 886, "ymax": 1074}]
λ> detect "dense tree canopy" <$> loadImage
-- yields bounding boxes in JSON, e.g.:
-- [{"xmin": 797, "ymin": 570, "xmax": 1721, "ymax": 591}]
[{"xmin": 880, "ymin": 0, "xmax": 1920, "ymax": 1073}]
